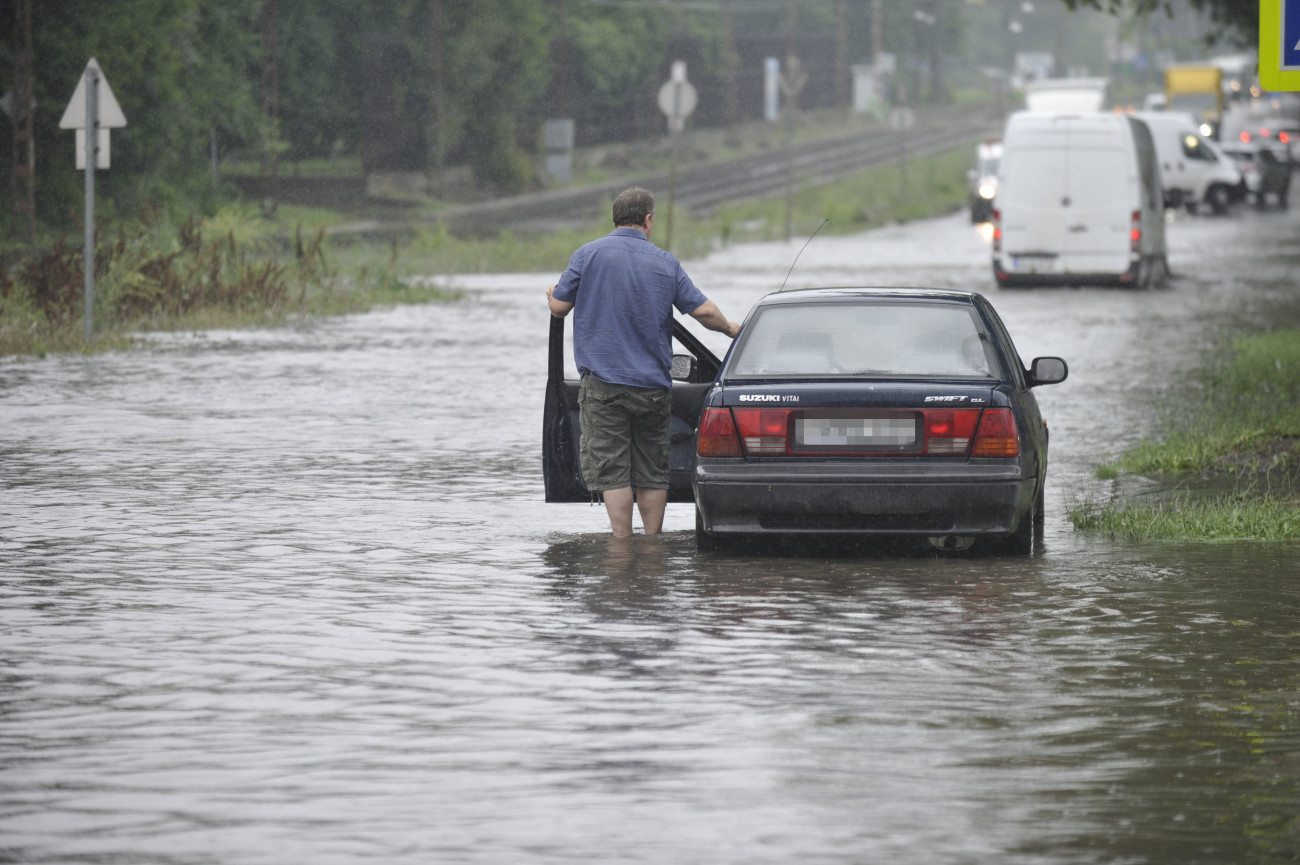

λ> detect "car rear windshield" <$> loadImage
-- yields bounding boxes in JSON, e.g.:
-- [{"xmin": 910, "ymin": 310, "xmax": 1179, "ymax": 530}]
[{"xmin": 727, "ymin": 301, "xmax": 1002, "ymax": 379}]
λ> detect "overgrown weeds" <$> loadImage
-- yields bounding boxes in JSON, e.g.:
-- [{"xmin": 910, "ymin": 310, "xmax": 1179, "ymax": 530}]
[{"xmin": 0, "ymin": 211, "xmax": 459, "ymax": 357}]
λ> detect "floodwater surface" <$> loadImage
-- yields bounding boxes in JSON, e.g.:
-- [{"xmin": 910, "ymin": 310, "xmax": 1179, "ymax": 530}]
[{"xmin": 2, "ymin": 206, "xmax": 1298, "ymax": 864}]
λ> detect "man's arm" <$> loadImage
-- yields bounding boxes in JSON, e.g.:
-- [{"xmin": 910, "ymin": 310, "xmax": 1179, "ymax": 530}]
[
  {"xmin": 688, "ymin": 299, "xmax": 741, "ymax": 339},
  {"xmin": 546, "ymin": 284, "xmax": 573, "ymax": 318}
]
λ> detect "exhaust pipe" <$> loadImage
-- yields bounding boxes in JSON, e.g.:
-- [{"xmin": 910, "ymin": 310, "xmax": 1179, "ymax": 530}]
[{"xmin": 927, "ymin": 535, "xmax": 975, "ymax": 551}]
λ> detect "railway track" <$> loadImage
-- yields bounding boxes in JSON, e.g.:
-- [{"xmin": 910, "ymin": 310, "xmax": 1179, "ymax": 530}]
[{"xmin": 347, "ymin": 106, "xmax": 1005, "ymax": 237}]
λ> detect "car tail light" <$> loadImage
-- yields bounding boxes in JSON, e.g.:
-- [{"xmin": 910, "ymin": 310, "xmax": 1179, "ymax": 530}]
[
  {"xmin": 1280, "ymin": 131, "xmax": 1291, "ymax": 144},
  {"xmin": 1130, "ymin": 210, "xmax": 1141, "ymax": 254},
  {"xmin": 992, "ymin": 209, "xmax": 1002, "ymax": 252},
  {"xmin": 924, "ymin": 409, "xmax": 980, "ymax": 454},
  {"xmin": 697, "ymin": 407, "xmax": 742, "ymax": 457},
  {"xmin": 732, "ymin": 408, "xmax": 790, "ymax": 454},
  {"xmin": 1240, "ymin": 131, "xmax": 1252, "ymax": 143},
  {"xmin": 971, "ymin": 409, "xmax": 1020, "ymax": 457}
]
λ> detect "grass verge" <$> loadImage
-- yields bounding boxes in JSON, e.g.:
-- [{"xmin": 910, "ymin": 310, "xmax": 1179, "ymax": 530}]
[
  {"xmin": 1070, "ymin": 328, "xmax": 1300, "ymax": 542},
  {"xmin": 1070, "ymin": 488, "xmax": 1299, "ymax": 543}
]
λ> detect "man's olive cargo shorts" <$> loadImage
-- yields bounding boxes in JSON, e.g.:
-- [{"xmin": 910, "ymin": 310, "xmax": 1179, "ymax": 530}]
[{"xmin": 578, "ymin": 374, "xmax": 671, "ymax": 491}]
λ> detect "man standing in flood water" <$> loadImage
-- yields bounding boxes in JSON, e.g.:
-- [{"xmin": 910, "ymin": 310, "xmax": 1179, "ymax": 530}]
[{"xmin": 546, "ymin": 187, "xmax": 740, "ymax": 538}]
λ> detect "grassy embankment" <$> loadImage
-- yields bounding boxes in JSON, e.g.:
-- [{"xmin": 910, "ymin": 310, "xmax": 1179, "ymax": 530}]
[
  {"xmin": 0, "ymin": 133, "xmax": 974, "ymax": 358},
  {"xmin": 1070, "ymin": 329, "xmax": 1300, "ymax": 542}
]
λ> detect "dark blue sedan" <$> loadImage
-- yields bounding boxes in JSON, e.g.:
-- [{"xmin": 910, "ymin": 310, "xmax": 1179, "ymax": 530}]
[{"xmin": 544, "ymin": 287, "xmax": 1067, "ymax": 554}]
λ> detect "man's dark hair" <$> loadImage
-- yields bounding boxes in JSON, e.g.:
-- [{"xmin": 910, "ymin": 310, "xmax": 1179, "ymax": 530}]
[{"xmin": 612, "ymin": 187, "xmax": 655, "ymax": 227}]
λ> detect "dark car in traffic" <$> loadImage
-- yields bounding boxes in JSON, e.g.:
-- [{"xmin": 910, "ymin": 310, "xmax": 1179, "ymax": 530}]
[
  {"xmin": 543, "ymin": 287, "xmax": 1068, "ymax": 554},
  {"xmin": 1220, "ymin": 140, "xmax": 1291, "ymax": 208}
]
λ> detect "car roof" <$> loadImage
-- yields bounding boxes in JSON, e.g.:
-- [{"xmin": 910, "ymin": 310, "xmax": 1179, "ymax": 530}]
[{"xmin": 754, "ymin": 287, "xmax": 984, "ymax": 307}]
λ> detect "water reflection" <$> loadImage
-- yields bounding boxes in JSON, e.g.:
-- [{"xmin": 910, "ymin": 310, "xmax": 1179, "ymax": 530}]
[{"xmin": 533, "ymin": 533, "xmax": 1300, "ymax": 864}]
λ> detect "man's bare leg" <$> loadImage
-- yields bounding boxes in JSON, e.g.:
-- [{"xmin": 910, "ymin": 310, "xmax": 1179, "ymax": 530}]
[
  {"xmin": 636, "ymin": 488, "xmax": 668, "ymax": 535},
  {"xmin": 602, "ymin": 487, "xmax": 636, "ymax": 538}
]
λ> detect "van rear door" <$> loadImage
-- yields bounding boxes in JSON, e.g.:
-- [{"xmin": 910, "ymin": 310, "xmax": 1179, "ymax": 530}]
[
  {"xmin": 999, "ymin": 145, "xmax": 1069, "ymax": 276},
  {"xmin": 1059, "ymin": 144, "xmax": 1133, "ymax": 275}
]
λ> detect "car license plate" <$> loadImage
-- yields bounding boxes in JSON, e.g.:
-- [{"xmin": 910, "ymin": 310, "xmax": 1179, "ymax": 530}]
[{"xmin": 795, "ymin": 416, "xmax": 917, "ymax": 449}]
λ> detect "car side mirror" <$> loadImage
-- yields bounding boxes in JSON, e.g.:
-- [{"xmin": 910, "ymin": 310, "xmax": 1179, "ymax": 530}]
[
  {"xmin": 1027, "ymin": 356, "xmax": 1068, "ymax": 387},
  {"xmin": 671, "ymin": 353, "xmax": 698, "ymax": 382}
]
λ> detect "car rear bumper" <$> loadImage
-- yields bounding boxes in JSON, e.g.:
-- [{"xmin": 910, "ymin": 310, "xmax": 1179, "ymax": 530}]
[{"xmin": 694, "ymin": 462, "xmax": 1036, "ymax": 536}]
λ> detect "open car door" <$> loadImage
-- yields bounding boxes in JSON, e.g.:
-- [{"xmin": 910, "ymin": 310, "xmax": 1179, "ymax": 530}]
[{"xmin": 543, "ymin": 314, "xmax": 722, "ymax": 503}]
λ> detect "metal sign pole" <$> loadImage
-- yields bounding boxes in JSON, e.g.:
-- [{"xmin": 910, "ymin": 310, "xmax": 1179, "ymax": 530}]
[{"xmin": 83, "ymin": 66, "xmax": 98, "ymax": 343}]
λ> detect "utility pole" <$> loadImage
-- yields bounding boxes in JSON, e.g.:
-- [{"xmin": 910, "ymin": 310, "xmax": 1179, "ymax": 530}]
[
  {"xmin": 835, "ymin": 0, "xmax": 848, "ymax": 109},
  {"xmin": 259, "ymin": 0, "xmax": 280, "ymax": 218},
  {"xmin": 723, "ymin": 0, "xmax": 739, "ymax": 145},
  {"xmin": 931, "ymin": 0, "xmax": 946, "ymax": 102},
  {"xmin": 872, "ymin": 0, "xmax": 883, "ymax": 68},
  {"xmin": 10, "ymin": 0, "xmax": 36, "ymax": 246},
  {"xmin": 430, "ymin": 0, "xmax": 447, "ymax": 182},
  {"xmin": 785, "ymin": 0, "xmax": 798, "ymax": 60},
  {"xmin": 550, "ymin": 0, "xmax": 569, "ymax": 118}
]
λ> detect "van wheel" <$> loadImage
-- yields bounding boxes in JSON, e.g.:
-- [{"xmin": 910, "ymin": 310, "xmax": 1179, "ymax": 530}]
[
  {"xmin": 1208, "ymin": 185, "xmax": 1231, "ymax": 215},
  {"xmin": 1153, "ymin": 256, "xmax": 1169, "ymax": 288},
  {"xmin": 1142, "ymin": 256, "xmax": 1166, "ymax": 289}
]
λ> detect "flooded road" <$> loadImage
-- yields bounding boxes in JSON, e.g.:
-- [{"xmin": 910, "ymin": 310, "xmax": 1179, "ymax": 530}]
[{"xmin": 3, "ymin": 205, "xmax": 1299, "ymax": 863}]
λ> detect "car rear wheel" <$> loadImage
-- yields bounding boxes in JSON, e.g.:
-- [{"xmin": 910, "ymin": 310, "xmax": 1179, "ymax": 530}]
[
  {"xmin": 997, "ymin": 505, "xmax": 1035, "ymax": 555},
  {"xmin": 695, "ymin": 506, "xmax": 722, "ymax": 552}
]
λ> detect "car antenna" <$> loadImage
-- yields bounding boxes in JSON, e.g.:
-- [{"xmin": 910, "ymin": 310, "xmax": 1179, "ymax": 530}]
[{"xmin": 779, "ymin": 218, "xmax": 829, "ymax": 292}]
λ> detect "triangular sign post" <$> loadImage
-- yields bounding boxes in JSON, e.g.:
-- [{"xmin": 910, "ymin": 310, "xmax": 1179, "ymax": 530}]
[
  {"xmin": 60, "ymin": 58, "xmax": 126, "ymax": 170},
  {"xmin": 60, "ymin": 58, "xmax": 127, "ymax": 342}
]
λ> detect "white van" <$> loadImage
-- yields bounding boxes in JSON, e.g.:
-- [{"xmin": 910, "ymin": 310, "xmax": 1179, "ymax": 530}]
[
  {"xmin": 993, "ymin": 112, "xmax": 1168, "ymax": 289},
  {"xmin": 1134, "ymin": 111, "xmax": 1244, "ymax": 213}
]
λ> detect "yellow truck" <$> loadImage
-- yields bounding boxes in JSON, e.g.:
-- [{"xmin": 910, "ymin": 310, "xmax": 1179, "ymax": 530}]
[{"xmin": 1164, "ymin": 65, "xmax": 1224, "ymax": 138}]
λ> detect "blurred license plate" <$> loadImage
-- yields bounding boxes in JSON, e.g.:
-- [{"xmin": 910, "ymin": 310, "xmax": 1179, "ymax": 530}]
[
  {"xmin": 796, "ymin": 417, "xmax": 916, "ymax": 448},
  {"xmin": 1011, "ymin": 254, "xmax": 1058, "ymax": 272}
]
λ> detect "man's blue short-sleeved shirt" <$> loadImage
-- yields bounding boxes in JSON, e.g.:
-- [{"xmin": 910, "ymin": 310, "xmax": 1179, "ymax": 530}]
[{"xmin": 552, "ymin": 227, "xmax": 708, "ymax": 389}]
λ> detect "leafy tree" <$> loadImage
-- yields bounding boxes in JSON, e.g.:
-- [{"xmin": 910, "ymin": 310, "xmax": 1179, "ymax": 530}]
[
  {"xmin": 436, "ymin": 0, "xmax": 550, "ymax": 189},
  {"xmin": 1062, "ymin": 0, "xmax": 1260, "ymax": 45},
  {"xmin": 0, "ymin": 0, "xmax": 264, "ymax": 230}
]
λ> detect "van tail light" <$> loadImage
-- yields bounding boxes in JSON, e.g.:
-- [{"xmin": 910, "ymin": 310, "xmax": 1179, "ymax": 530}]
[
  {"xmin": 1130, "ymin": 210, "xmax": 1141, "ymax": 254},
  {"xmin": 971, "ymin": 409, "xmax": 1021, "ymax": 457},
  {"xmin": 696, "ymin": 407, "xmax": 742, "ymax": 457},
  {"xmin": 992, "ymin": 209, "xmax": 1002, "ymax": 252}
]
